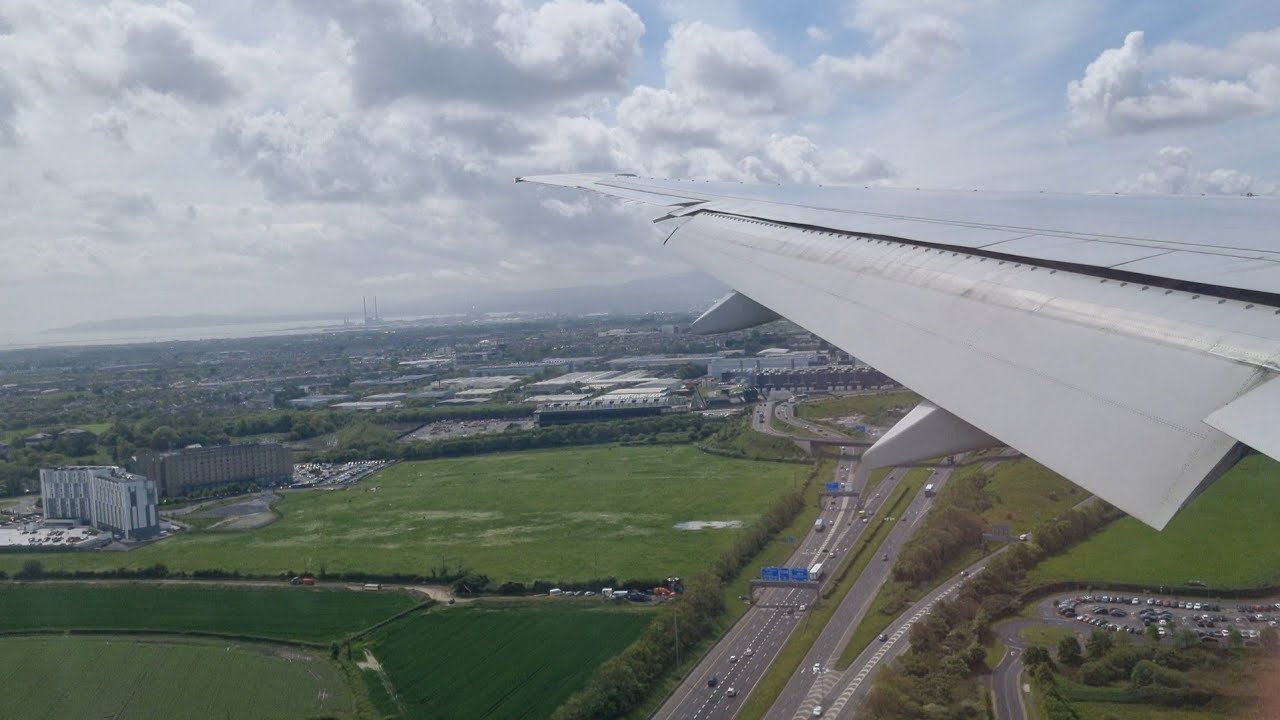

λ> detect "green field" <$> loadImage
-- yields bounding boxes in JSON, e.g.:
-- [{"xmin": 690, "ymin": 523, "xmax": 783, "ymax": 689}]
[
  {"xmin": 0, "ymin": 445, "xmax": 810, "ymax": 583},
  {"xmin": 1018, "ymin": 624, "xmax": 1077, "ymax": 648},
  {"xmin": 976, "ymin": 458, "xmax": 1086, "ymax": 532},
  {"xmin": 1069, "ymin": 703, "xmax": 1235, "ymax": 720},
  {"xmin": 1031, "ymin": 455, "xmax": 1280, "ymax": 588},
  {"xmin": 794, "ymin": 391, "xmax": 919, "ymax": 425},
  {"xmin": 0, "ymin": 635, "xmax": 357, "ymax": 719},
  {"xmin": 368, "ymin": 603, "xmax": 651, "ymax": 719},
  {"xmin": 0, "ymin": 584, "xmax": 416, "ymax": 642}
]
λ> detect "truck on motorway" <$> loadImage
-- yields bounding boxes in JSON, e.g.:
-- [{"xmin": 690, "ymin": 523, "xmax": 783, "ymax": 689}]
[
  {"xmin": 808, "ymin": 562, "xmax": 825, "ymax": 580},
  {"xmin": 923, "ymin": 483, "xmax": 936, "ymax": 497},
  {"xmin": 814, "ymin": 518, "xmax": 826, "ymax": 532}
]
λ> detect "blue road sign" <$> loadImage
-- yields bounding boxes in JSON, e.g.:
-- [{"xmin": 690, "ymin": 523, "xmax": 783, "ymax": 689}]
[
  {"xmin": 790, "ymin": 568, "xmax": 810, "ymax": 582},
  {"xmin": 761, "ymin": 567, "xmax": 782, "ymax": 581},
  {"xmin": 825, "ymin": 481, "xmax": 841, "ymax": 492}
]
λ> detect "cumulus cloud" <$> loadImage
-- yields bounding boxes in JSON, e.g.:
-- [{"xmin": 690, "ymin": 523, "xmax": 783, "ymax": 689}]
[
  {"xmin": 299, "ymin": 0, "xmax": 643, "ymax": 109},
  {"xmin": 1118, "ymin": 146, "xmax": 1276, "ymax": 195},
  {"xmin": 121, "ymin": 18, "xmax": 236, "ymax": 104},
  {"xmin": 664, "ymin": 22, "xmax": 826, "ymax": 113},
  {"xmin": 1068, "ymin": 29, "xmax": 1280, "ymax": 134},
  {"xmin": 815, "ymin": 0, "xmax": 969, "ymax": 88}
]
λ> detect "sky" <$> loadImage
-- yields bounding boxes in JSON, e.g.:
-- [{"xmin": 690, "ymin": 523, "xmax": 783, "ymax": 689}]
[{"xmin": 2, "ymin": 0, "xmax": 1280, "ymax": 339}]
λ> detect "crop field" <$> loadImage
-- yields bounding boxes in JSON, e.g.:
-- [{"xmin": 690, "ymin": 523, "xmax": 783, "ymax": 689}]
[
  {"xmin": 0, "ymin": 584, "xmax": 415, "ymax": 642},
  {"xmin": 368, "ymin": 603, "xmax": 651, "ymax": 719},
  {"xmin": 0, "ymin": 635, "xmax": 357, "ymax": 719},
  {"xmin": 794, "ymin": 390, "xmax": 919, "ymax": 425},
  {"xmin": 0, "ymin": 445, "xmax": 809, "ymax": 583},
  {"xmin": 1030, "ymin": 455, "xmax": 1280, "ymax": 589}
]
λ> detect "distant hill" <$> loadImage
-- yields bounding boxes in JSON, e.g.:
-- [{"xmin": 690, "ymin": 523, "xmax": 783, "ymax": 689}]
[{"xmin": 46, "ymin": 272, "xmax": 728, "ymax": 334}]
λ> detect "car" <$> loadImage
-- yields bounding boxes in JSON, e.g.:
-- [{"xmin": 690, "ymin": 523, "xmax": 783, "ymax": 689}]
[
  {"xmin": 726, "ymin": 687, "xmax": 737, "ymax": 697},
  {"xmin": 729, "ymin": 655, "xmax": 737, "ymax": 664},
  {"xmin": 799, "ymin": 604, "xmax": 808, "ymax": 612},
  {"xmin": 878, "ymin": 632, "xmax": 889, "ymax": 642},
  {"xmin": 1018, "ymin": 533, "xmax": 1029, "ymax": 541},
  {"xmin": 708, "ymin": 676, "xmax": 719, "ymax": 688},
  {"xmin": 813, "ymin": 663, "xmax": 822, "ymax": 673},
  {"xmin": 882, "ymin": 553, "xmax": 889, "ymax": 561},
  {"xmin": 812, "ymin": 706, "xmax": 824, "ymax": 717},
  {"xmin": 745, "ymin": 648, "xmax": 754, "ymax": 657}
]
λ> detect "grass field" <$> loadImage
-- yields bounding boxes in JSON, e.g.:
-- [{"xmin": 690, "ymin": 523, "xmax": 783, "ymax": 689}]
[
  {"xmin": 0, "ymin": 584, "xmax": 416, "ymax": 642},
  {"xmin": 1018, "ymin": 625, "xmax": 1077, "ymax": 648},
  {"xmin": 794, "ymin": 391, "xmax": 919, "ymax": 425},
  {"xmin": 0, "ymin": 445, "xmax": 809, "ymax": 584},
  {"xmin": 1031, "ymin": 455, "xmax": 1280, "ymax": 589},
  {"xmin": 0, "ymin": 635, "xmax": 357, "ymax": 719},
  {"xmin": 368, "ymin": 603, "xmax": 651, "ymax": 719},
  {"xmin": 976, "ymin": 458, "xmax": 1086, "ymax": 533}
]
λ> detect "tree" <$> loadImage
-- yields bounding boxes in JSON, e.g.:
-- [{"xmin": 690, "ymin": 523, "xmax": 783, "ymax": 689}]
[
  {"xmin": 1261, "ymin": 626, "xmax": 1279, "ymax": 654},
  {"xmin": 675, "ymin": 363, "xmax": 707, "ymax": 380},
  {"xmin": 17, "ymin": 560, "xmax": 44, "ymax": 579},
  {"xmin": 1146, "ymin": 623, "xmax": 1161, "ymax": 643},
  {"xmin": 1057, "ymin": 635, "xmax": 1083, "ymax": 666},
  {"xmin": 149, "ymin": 425, "xmax": 179, "ymax": 451},
  {"xmin": 1228, "ymin": 626, "xmax": 1244, "ymax": 650},
  {"xmin": 1024, "ymin": 645, "xmax": 1053, "ymax": 667},
  {"xmin": 1086, "ymin": 630, "xmax": 1113, "ymax": 659},
  {"xmin": 1173, "ymin": 628, "xmax": 1199, "ymax": 650}
]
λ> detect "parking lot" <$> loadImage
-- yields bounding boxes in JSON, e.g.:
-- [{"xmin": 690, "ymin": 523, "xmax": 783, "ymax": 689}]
[
  {"xmin": 292, "ymin": 461, "xmax": 390, "ymax": 488},
  {"xmin": 1050, "ymin": 593, "xmax": 1277, "ymax": 645}
]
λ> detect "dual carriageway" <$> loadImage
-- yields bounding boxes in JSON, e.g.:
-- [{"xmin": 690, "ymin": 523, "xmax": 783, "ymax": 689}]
[{"xmin": 656, "ymin": 394, "xmax": 987, "ymax": 719}]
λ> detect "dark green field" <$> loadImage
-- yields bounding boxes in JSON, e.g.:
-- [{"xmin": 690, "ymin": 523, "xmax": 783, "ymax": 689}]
[
  {"xmin": 1031, "ymin": 455, "xmax": 1280, "ymax": 588},
  {"xmin": 368, "ymin": 604, "xmax": 651, "ymax": 719},
  {"xmin": 0, "ymin": 635, "xmax": 357, "ymax": 719},
  {"xmin": 0, "ymin": 584, "xmax": 416, "ymax": 642}
]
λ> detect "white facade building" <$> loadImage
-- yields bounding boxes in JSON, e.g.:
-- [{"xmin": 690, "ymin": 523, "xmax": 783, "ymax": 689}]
[{"xmin": 40, "ymin": 466, "xmax": 159, "ymax": 540}]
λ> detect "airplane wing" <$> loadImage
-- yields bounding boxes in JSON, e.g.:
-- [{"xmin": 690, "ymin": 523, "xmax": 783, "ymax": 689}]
[{"xmin": 517, "ymin": 173, "xmax": 1280, "ymax": 530}]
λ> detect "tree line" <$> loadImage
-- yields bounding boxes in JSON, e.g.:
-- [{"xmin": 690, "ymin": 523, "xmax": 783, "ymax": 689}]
[
  {"xmin": 551, "ymin": 476, "xmax": 813, "ymax": 720},
  {"xmin": 862, "ymin": 500, "xmax": 1124, "ymax": 720}
]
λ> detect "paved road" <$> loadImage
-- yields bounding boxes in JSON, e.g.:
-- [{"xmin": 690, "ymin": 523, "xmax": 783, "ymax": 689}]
[
  {"xmin": 820, "ymin": 549, "xmax": 1011, "ymax": 719},
  {"xmin": 764, "ymin": 465, "xmax": 956, "ymax": 720},
  {"xmin": 654, "ymin": 460, "xmax": 904, "ymax": 720}
]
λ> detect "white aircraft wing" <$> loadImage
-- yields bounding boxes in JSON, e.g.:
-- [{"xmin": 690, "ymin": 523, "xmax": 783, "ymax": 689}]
[{"xmin": 518, "ymin": 173, "xmax": 1280, "ymax": 529}]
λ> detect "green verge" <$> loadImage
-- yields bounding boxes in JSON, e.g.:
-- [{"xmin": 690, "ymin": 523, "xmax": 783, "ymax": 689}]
[
  {"xmin": 0, "ymin": 634, "xmax": 358, "ymax": 719},
  {"xmin": 1031, "ymin": 455, "xmax": 1280, "ymax": 589},
  {"xmin": 621, "ymin": 460, "xmax": 829, "ymax": 720},
  {"xmin": 1017, "ymin": 625, "xmax": 1077, "ymax": 648},
  {"xmin": 735, "ymin": 469, "xmax": 918, "ymax": 720},
  {"xmin": 0, "ymin": 584, "xmax": 415, "ymax": 643},
  {"xmin": 835, "ymin": 544, "xmax": 983, "ymax": 670},
  {"xmin": 366, "ymin": 603, "xmax": 652, "ymax": 720}
]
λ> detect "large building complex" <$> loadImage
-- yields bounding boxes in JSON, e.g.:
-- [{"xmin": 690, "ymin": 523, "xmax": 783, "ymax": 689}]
[
  {"xmin": 131, "ymin": 443, "xmax": 292, "ymax": 498},
  {"xmin": 40, "ymin": 466, "xmax": 159, "ymax": 540}
]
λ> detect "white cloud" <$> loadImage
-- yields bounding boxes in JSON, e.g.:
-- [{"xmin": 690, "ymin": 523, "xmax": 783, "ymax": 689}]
[
  {"xmin": 298, "ymin": 0, "xmax": 644, "ymax": 110},
  {"xmin": 664, "ymin": 22, "xmax": 826, "ymax": 113},
  {"xmin": 815, "ymin": 0, "xmax": 970, "ymax": 88},
  {"xmin": 1068, "ymin": 29, "xmax": 1280, "ymax": 135},
  {"xmin": 806, "ymin": 26, "xmax": 831, "ymax": 43},
  {"xmin": 1118, "ymin": 146, "xmax": 1276, "ymax": 195}
]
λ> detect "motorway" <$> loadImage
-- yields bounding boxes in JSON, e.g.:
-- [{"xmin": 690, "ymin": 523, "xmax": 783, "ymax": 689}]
[
  {"xmin": 765, "ymin": 464, "xmax": 957, "ymax": 720},
  {"xmin": 654, "ymin": 457, "xmax": 906, "ymax": 719},
  {"xmin": 655, "ymin": 399, "xmax": 900, "ymax": 719}
]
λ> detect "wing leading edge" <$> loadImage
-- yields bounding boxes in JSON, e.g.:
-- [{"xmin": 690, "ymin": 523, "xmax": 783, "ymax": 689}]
[{"xmin": 518, "ymin": 174, "xmax": 1280, "ymax": 529}]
